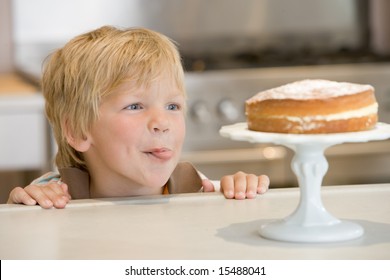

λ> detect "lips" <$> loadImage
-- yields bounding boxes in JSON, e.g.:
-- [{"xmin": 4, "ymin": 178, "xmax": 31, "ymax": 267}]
[{"xmin": 145, "ymin": 148, "xmax": 173, "ymax": 160}]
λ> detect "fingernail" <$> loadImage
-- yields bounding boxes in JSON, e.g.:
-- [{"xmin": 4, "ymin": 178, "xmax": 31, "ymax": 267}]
[
  {"xmin": 43, "ymin": 199, "xmax": 53, "ymax": 208},
  {"xmin": 246, "ymin": 191, "xmax": 256, "ymax": 198},
  {"xmin": 27, "ymin": 198, "xmax": 37, "ymax": 205},
  {"xmin": 225, "ymin": 190, "xmax": 234, "ymax": 198},
  {"xmin": 235, "ymin": 192, "xmax": 245, "ymax": 199},
  {"xmin": 258, "ymin": 187, "xmax": 267, "ymax": 194}
]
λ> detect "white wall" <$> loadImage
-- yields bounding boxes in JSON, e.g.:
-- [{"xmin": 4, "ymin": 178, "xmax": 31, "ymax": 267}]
[{"xmin": 12, "ymin": 0, "xmax": 145, "ymax": 44}]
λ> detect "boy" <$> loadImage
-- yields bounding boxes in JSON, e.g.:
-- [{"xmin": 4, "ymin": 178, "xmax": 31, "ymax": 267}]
[{"xmin": 7, "ymin": 26, "xmax": 269, "ymax": 209}]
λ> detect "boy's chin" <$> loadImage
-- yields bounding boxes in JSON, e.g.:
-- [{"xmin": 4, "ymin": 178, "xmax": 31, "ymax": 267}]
[
  {"xmin": 148, "ymin": 164, "xmax": 177, "ymax": 183},
  {"xmin": 143, "ymin": 174, "xmax": 172, "ymax": 189}
]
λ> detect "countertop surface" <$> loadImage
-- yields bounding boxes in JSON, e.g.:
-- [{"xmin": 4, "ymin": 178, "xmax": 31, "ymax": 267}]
[
  {"xmin": 1, "ymin": 184, "xmax": 389, "ymax": 260},
  {"xmin": 0, "ymin": 73, "xmax": 43, "ymax": 111},
  {"xmin": 0, "ymin": 73, "xmax": 38, "ymax": 95}
]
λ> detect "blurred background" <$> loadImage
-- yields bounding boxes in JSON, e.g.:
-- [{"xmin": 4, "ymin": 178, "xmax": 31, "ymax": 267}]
[{"xmin": 1, "ymin": 0, "xmax": 390, "ymax": 202}]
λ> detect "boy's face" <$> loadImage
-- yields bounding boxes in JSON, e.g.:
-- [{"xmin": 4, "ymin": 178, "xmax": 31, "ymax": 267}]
[{"xmin": 82, "ymin": 74, "xmax": 186, "ymax": 196}]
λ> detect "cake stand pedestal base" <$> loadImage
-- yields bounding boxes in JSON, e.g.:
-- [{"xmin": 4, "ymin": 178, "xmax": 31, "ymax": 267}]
[
  {"xmin": 259, "ymin": 143, "xmax": 363, "ymax": 243},
  {"xmin": 220, "ymin": 122, "xmax": 390, "ymax": 243},
  {"xmin": 259, "ymin": 221, "xmax": 363, "ymax": 243}
]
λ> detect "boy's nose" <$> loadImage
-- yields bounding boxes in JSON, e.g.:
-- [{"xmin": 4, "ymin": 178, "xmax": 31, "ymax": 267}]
[
  {"xmin": 153, "ymin": 126, "xmax": 169, "ymax": 133},
  {"xmin": 149, "ymin": 110, "xmax": 170, "ymax": 133}
]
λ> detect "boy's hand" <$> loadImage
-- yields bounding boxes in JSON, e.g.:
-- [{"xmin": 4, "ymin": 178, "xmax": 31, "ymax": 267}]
[
  {"xmin": 220, "ymin": 172, "xmax": 269, "ymax": 199},
  {"xmin": 7, "ymin": 182, "xmax": 71, "ymax": 209}
]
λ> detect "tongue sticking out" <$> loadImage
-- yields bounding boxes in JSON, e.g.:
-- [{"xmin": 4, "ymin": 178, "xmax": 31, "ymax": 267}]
[{"xmin": 148, "ymin": 148, "xmax": 173, "ymax": 160}]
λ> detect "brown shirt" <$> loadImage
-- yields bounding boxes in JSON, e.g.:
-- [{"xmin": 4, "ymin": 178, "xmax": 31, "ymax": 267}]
[{"xmin": 59, "ymin": 162, "xmax": 203, "ymax": 199}]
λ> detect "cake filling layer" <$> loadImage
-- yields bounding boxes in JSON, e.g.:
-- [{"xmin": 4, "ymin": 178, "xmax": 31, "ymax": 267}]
[{"xmin": 269, "ymin": 103, "xmax": 378, "ymax": 122}]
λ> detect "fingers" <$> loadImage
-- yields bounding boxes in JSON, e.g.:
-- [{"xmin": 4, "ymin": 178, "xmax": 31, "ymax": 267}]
[
  {"xmin": 257, "ymin": 174, "xmax": 270, "ymax": 194},
  {"xmin": 26, "ymin": 184, "xmax": 55, "ymax": 209},
  {"xmin": 47, "ymin": 182, "xmax": 71, "ymax": 206},
  {"xmin": 221, "ymin": 172, "xmax": 270, "ymax": 200},
  {"xmin": 59, "ymin": 183, "xmax": 72, "ymax": 200},
  {"xmin": 7, "ymin": 182, "xmax": 71, "ymax": 209},
  {"xmin": 221, "ymin": 172, "xmax": 249, "ymax": 199},
  {"xmin": 231, "ymin": 172, "xmax": 248, "ymax": 200},
  {"xmin": 221, "ymin": 171, "xmax": 250, "ymax": 199},
  {"xmin": 39, "ymin": 183, "xmax": 70, "ymax": 209},
  {"xmin": 220, "ymin": 175, "xmax": 235, "ymax": 199},
  {"xmin": 7, "ymin": 187, "xmax": 37, "ymax": 206}
]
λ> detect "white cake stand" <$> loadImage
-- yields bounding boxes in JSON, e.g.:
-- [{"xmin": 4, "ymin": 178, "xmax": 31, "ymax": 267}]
[{"xmin": 220, "ymin": 122, "xmax": 390, "ymax": 243}]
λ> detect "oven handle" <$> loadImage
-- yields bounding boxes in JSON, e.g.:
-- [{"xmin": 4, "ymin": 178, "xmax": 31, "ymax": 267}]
[{"xmin": 181, "ymin": 146, "xmax": 288, "ymax": 164}]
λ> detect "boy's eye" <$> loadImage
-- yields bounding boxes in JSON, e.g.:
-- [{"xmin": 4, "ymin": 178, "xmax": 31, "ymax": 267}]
[
  {"xmin": 125, "ymin": 103, "xmax": 143, "ymax": 110},
  {"xmin": 166, "ymin": 103, "xmax": 181, "ymax": 111}
]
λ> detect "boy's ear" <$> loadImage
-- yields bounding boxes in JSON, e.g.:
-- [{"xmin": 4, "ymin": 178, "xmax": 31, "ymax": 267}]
[{"xmin": 63, "ymin": 120, "xmax": 92, "ymax": 152}]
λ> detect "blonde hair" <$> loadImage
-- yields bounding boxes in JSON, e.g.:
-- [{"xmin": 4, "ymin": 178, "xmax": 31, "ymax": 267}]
[{"xmin": 42, "ymin": 26, "xmax": 185, "ymax": 169}]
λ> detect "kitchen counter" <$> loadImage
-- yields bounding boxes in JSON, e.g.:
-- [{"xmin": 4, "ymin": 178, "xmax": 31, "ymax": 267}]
[
  {"xmin": 0, "ymin": 73, "xmax": 38, "ymax": 94},
  {"xmin": 1, "ymin": 183, "xmax": 389, "ymax": 260}
]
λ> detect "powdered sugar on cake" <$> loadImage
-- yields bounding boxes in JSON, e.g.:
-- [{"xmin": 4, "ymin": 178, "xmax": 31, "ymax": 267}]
[{"xmin": 247, "ymin": 79, "xmax": 374, "ymax": 103}]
